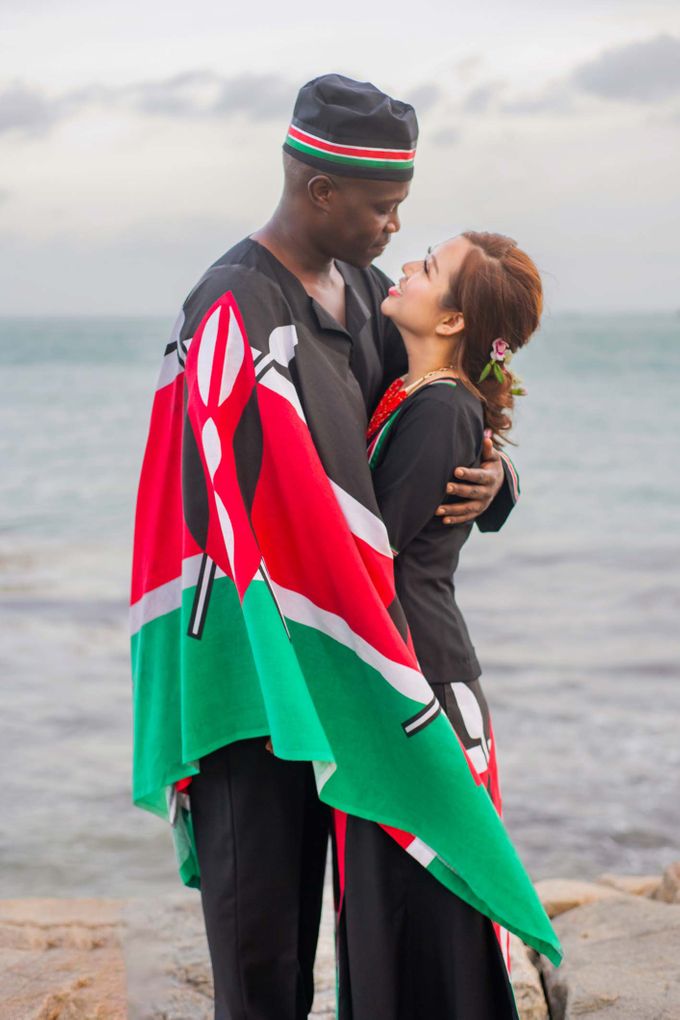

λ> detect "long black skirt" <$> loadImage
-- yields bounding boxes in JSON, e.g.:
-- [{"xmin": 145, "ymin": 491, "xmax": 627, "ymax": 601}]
[{"xmin": 336, "ymin": 679, "xmax": 519, "ymax": 1020}]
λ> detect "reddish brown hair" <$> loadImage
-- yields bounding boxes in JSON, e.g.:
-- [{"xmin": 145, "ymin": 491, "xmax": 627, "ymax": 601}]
[{"xmin": 443, "ymin": 231, "xmax": 543, "ymax": 441}]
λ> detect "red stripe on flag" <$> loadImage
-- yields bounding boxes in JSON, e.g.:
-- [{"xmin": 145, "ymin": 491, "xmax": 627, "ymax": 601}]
[
  {"xmin": 184, "ymin": 294, "xmax": 263, "ymax": 599},
  {"xmin": 380, "ymin": 823, "xmax": 418, "ymax": 851},
  {"xmin": 252, "ymin": 388, "xmax": 415, "ymax": 670}
]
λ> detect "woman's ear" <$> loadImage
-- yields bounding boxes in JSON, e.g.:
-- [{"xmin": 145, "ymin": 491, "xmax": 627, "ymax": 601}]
[{"xmin": 435, "ymin": 311, "xmax": 465, "ymax": 337}]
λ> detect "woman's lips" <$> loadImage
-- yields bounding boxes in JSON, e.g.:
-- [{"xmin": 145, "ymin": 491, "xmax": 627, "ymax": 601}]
[{"xmin": 388, "ymin": 285, "xmax": 401, "ymax": 297}]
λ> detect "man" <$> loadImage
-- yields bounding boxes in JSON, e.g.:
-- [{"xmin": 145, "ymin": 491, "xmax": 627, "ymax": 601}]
[{"xmin": 132, "ymin": 74, "xmax": 520, "ymax": 1019}]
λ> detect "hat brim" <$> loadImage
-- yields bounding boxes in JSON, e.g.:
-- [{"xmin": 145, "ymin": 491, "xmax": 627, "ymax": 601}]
[{"xmin": 283, "ymin": 143, "xmax": 414, "ymax": 182}]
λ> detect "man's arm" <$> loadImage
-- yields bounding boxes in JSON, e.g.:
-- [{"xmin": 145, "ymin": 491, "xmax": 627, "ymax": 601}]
[{"xmin": 434, "ymin": 436, "xmax": 520, "ymax": 531}]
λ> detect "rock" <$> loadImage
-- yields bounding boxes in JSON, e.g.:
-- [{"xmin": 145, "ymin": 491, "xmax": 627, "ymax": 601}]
[
  {"xmin": 0, "ymin": 898, "xmax": 127, "ymax": 1020},
  {"xmin": 540, "ymin": 895, "xmax": 680, "ymax": 1019},
  {"xmin": 597, "ymin": 872, "xmax": 661, "ymax": 897},
  {"xmin": 652, "ymin": 860, "xmax": 680, "ymax": 904},
  {"xmin": 122, "ymin": 881, "xmax": 337, "ymax": 1020},
  {"xmin": 534, "ymin": 878, "xmax": 621, "ymax": 918},
  {"xmin": 122, "ymin": 894, "xmax": 212, "ymax": 1020},
  {"xmin": 509, "ymin": 934, "xmax": 548, "ymax": 1020},
  {"xmin": 310, "ymin": 875, "xmax": 336, "ymax": 1018}
]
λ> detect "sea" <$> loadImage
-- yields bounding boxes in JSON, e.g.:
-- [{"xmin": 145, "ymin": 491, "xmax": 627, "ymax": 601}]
[{"xmin": 1, "ymin": 312, "xmax": 679, "ymax": 899}]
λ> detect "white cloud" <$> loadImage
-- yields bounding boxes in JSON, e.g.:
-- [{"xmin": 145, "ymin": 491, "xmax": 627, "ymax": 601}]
[
  {"xmin": 1, "ymin": 6, "xmax": 679, "ymax": 313},
  {"xmin": 0, "ymin": 72, "xmax": 297, "ymax": 138},
  {"xmin": 0, "ymin": 83, "xmax": 58, "ymax": 135},
  {"xmin": 572, "ymin": 34, "xmax": 680, "ymax": 102}
]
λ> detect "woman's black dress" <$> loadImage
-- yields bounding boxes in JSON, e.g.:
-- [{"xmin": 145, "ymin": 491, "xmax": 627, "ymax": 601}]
[{"xmin": 337, "ymin": 379, "xmax": 518, "ymax": 1020}]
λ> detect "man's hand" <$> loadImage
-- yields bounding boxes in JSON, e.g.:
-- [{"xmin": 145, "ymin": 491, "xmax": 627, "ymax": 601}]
[{"xmin": 435, "ymin": 435, "xmax": 504, "ymax": 526}]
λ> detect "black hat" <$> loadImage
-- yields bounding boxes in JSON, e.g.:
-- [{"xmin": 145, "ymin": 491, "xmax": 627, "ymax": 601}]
[{"xmin": 283, "ymin": 73, "xmax": 418, "ymax": 181}]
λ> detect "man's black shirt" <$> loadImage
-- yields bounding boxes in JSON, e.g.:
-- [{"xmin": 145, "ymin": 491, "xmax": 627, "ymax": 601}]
[{"xmin": 212, "ymin": 237, "xmax": 407, "ymax": 418}]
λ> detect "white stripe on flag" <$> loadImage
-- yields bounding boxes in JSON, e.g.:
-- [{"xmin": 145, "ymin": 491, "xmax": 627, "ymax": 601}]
[
  {"xmin": 270, "ymin": 581, "xmax": 432, "ymax": 706},
  {"xmin": 258, "ymin": 367, "xmax": 306, "ymax": 421},
  {"xmin": 403, "ymin": 697, "xmax": 441, "ymax": 735},
  {"xmin": 156, "ymin": 350, "xmax": 183, "ymax": 390},
  {"xmin": 252, "ymin": 350, "xmax": 274, "ymax": 374},
  {"xmin": 156, "ymin": 337, "xmax": 193, "ymax": 391},
  {"xmin": 330, "ymin": 481, "xmax": 392, "ymax": 560},
  {"xmin": 131, "ymin": 554, "xmax": 225, "ymax": 634},
  {"xmin": 407, "ymin": 837, "xmax": 436, "ymax": 868}
]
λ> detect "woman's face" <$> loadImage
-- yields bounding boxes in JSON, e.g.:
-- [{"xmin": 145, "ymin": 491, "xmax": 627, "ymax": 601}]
[{"xmin": 381, "ymin": 235, "xmax": 472, "ymax": 336}]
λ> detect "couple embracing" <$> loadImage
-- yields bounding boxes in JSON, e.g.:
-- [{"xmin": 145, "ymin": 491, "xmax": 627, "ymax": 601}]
[{"xmin": 131, "ymin": 73, "xmax": 560, "ymax": 1019}]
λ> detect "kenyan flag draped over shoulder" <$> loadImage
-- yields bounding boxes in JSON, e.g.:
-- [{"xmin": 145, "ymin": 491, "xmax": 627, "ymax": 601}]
[{"xmin": 130, "ymin": 267, "xmax": 562, "ymax": 965}]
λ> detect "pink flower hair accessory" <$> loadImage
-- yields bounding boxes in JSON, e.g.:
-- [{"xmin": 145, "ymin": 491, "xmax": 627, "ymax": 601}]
[
  {"xmin": 490, "ymin": 338, "xmax": 509, "ymax": 362},
  {"xmin": 479, "ymin": 337, "xmax": 510, "ymax": 383}
]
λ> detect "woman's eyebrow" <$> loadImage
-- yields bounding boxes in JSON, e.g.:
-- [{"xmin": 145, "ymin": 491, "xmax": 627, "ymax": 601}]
[{"xmin": 427, "ymin": 245, "xmax": 439, "ymax": 273}]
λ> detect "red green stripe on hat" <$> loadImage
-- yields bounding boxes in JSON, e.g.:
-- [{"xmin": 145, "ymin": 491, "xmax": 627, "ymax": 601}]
[{"xmin": 286, "ymin": 124, "xmax": 416, "ymax": 170}]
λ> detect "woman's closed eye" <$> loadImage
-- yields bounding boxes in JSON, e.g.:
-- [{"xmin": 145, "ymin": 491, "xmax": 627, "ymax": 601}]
[{"xmin": 423, "ymin": 245, "xmax": 436, "ymax": 276}]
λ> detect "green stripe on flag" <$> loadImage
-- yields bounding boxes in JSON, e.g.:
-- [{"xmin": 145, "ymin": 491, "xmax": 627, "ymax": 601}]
[
  {"xmin": 132, "ymin": 571, "xmax": 561, "ymax": 965},
  {"xmin": 278, "ymin": 617, "xmax": 561, "ymax": 966}
]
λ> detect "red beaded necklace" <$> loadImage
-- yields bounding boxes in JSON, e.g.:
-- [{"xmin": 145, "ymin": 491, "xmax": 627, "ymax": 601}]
[{"xmin": 366, "ymin": 367, "xmax": 456, "ymax": 439}]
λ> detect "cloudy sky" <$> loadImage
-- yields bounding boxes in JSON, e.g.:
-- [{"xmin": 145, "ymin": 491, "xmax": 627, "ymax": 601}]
[{"xmin": 1, "ymin": 0, "xmax": 679, "ymax": 315}]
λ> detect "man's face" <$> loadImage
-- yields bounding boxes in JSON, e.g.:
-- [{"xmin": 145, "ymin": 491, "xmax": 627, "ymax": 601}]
[{"xmin": 322, "ymin": 178, "xmax": 410, "ymax": 268}]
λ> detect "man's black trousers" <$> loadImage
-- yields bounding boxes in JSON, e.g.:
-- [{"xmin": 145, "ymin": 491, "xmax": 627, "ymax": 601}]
[{"xmin": 189, "ymin": 738, "xmax": 330, "ymax": 1020}]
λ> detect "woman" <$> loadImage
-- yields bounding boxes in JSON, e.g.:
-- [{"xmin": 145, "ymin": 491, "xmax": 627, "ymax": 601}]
[{"xmin": 337, "ymin": 231, "xmax": 543, "ymax": 1020}]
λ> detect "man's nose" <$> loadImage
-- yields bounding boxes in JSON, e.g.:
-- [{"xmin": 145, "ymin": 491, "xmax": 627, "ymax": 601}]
[{"xmin": 386, "ymin": 209, "xmax": 401, "ymax": 234}]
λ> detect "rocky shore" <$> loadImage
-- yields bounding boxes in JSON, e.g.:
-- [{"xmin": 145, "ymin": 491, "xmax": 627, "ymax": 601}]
[{"xmin": 2, "ymin": 863, "xmax": 679, "ymax": 1019}]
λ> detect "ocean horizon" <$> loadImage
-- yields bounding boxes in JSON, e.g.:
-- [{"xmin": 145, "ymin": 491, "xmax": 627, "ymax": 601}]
[{"xmin": 2, "ymin": 311, "xmax": 679, "ymax": 898}]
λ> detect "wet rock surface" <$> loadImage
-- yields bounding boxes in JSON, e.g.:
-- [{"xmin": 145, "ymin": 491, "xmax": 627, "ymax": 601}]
[
  {"xmin": 597, "ymin": 872, "xmax": 661, "ymax": 897},
  {"xmin": 509, "ymin": 934, "xmax": 548, "ymax": 1020},
  {"xmin": 4, "ymin": 866, "xmax": 680, "ymax": 1019},
  {"xmin": 540, "ymin": 894, "xmax": 680, "ymax": 1019},
  {"xmin": 0, "ymin": 898, "xmax": 127, "ymax": 1020},
  {"xmin": 652, "ymin": 860, "xmax": 680, "ymax": 904},
  {"xmin": 123, "ymin": 887, "xmax": 336, "ymax": 1019},
  {"xmin": 533, "ymin": 877, "xmax": 621, "ymax": 918}
]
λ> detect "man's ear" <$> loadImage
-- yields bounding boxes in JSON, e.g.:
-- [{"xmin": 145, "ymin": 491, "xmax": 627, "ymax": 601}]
[
  {"xmin": 435, "ymin": 311, "xmax": 465, "ymax": 337},
  {"xmin": 308, "ymin": 174, "xmax": 336, "ymax": 213}
]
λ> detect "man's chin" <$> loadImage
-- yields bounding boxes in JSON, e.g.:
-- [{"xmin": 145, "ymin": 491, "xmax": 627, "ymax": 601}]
[
  {"xmin": 340, "ymin": 244, "xmax": 388, "ymax": 269},
  {"xmin": 338, "ymin": 252, "xmax": 377, "ymax": 269}
]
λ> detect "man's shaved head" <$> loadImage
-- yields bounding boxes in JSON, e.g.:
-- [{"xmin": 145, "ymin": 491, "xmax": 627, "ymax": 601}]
[{"xmin": 282, "ymin": 151, "xmax": 338, "ymax": 195}]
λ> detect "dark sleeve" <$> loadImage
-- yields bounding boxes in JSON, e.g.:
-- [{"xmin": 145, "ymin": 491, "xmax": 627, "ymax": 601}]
[
  {"xmin": 372, "ymin": 390, "xmax": 479, "ymax": 553},
  {"xmin": 182, "ymin": 263, "xmax": 292, "ymax": 349},
  {"xmin": 475, "ymin": 450, "xmax": 521, "ymax": 532}
]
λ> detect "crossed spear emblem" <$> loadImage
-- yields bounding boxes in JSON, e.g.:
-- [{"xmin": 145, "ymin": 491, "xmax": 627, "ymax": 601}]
[{"xmin": 186, "ymin": 299, "xmax": 298, "ymax": 640}]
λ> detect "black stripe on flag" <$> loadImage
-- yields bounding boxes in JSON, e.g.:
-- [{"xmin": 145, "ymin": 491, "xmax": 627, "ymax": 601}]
[
  {"xmin": 258, "ymin": 561, "xmax": 291, "ymax": 640},
  {"xmin": 402, "ymin": 696, "xmax": 442, "ymax": 737},
  {"xmin": 164, "ymin": 341, "xmax": 178, "ymax": 356},
  {"xmin": 255, "ymin": 356, "xmax": 274, "ymax": 382},
  {"xmin": 187, "ymin": 554, "xmax": 216, "ymax": 640}
]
